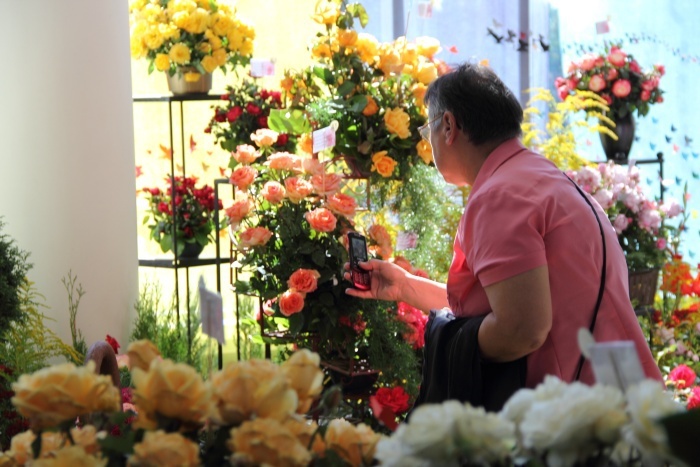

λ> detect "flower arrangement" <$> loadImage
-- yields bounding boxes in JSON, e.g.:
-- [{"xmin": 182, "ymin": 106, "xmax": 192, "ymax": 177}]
[
  {"xmin": 566, "ymin": 161, "xmax": 683, "ymax": 271},
  {"xmin": 128, "ymin": 0, "xmax": 254, "ymax": 79},
  {"xmin": 276, "ymin": 0, "xmax": 446, "ymax": 186},
  {"xmin": 225, "ymin": 128, "xmax": 422, "ymax": 398},
  {"xmin": 555, "ymin": 43, "xmax": 664, "ymax": 121},
  {"xmin": 207, "ymin": 78, "xmax": 295, "ymax": 153},
  {"xmin": 141, "ymin": 175, "xmax": 223, "ymax": 256}
]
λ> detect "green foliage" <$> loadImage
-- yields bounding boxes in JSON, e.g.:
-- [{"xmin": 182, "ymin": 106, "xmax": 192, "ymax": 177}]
[
  {"xmin": 235, "ymin": 294, "xmax": 266, "ymax": 360},
  {"xmin": 62, "ymin": 271, "xmax": 87, "ymax": 360},
  {"xmin": 0, "ymin": 218, "xmax": 31, "ymax": 331},
  {"xmin": 130, "ymin": 282, "xmax": 207, "ymax": 375}
]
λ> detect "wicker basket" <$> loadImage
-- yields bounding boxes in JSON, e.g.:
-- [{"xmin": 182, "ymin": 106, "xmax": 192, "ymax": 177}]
[{"xmin": 628, "ymin": 268, "xmax": 660, "ymax": 308}]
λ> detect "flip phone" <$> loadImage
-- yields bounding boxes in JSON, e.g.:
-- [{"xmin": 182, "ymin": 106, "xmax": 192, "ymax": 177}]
[{"xmin": 348, "ymin": 232, "xmax": 371, "ymax": 290}]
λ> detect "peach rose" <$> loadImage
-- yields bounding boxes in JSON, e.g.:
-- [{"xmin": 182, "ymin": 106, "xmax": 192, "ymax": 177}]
[
  {"xmin": 416, "ymin": 140, "xmax": 433, "ymax": 164},
  {"xmin": 280, "ymin": 349, "xmax": 324, "ymax": 414},
  {"xmin": 239, "ymin": 227, "xmax": 273, "ymax": 247},
  {"xmin": 305, "ymin": 207, "xmax": 337, "ymax": 232},
  {"xmin": 230, "ymin": 165, "xmax": 258, "ymax": 191},
  {"xmin": 578, "ymin": 54, "xmax": 598, "ymax": 71},
  {"xmin": 266, "ymin": 152, "xmax": 299, "ymax": 171},
  {"xmin": 612, "ymin": 79, "xmax": 632, "ymax": 98},
  {"xmin": 225, "ymin": 197, "xmax": 253, "ymax": 223},
  {"xmin": 327, "ymin": 192, "xmax": 357, "ymax": 218},
  {"xmin": 283, "ymin": 416, "xmax": 326, "ymax": 456},
  {"xmin": 127, "ymin": 339, "xmax": 162, "ymax": 372},
  {"xmin": 588, "ymin": 74, "xmax": 606, "ymax": 92},
  {"xmin": 299, "ymin": 156, "xmax": 325, "ymax": 175},
  {"xmin": 311, "ymin": 173, "xmax": 342, "ymax": 195},
  {"xmin": 285, "ymin": 177, "xmax": 314, "ymax": 203},
  {"xmin": 232, "ymin": 144, "xmax": 261, "ymax": 164},
  {"xmin": 6, "ymin": 430, "xmax": 66, "ymax": 464},
  {"xmin": 251, "ymin": 128, "xmax": 279, "ymax": 148},
  {"xmin": 279, "ymin": 290, "xmax": 305, "ymax": 316},
  {"xmin": 371, "ymin": 151, "xmax": 398, "ymax": 178},
  {"xmin": 287, "ymin": 268, "xmax": 321, "ymax": 293},
  {"xmin": 261, "ymin": 181, "xmax": 286, "ymax": 204},
  {"xmin": 70, "ymin": 425, "xmax": 101, "ymax": 456},
  {"xmin": 324, "ymin": 419, "xmax": 382, "ymax": 467},
  {"xmin": 383, "ymin": 108, "xmax": 411, "ymax": 139},
  {"xmin": 130, "ymin": 430, "xmax": 200, "ymax": 467},
  {"xmin": 362, "ymin": 95, "xmax": 379, "ymax": 116},
  {"xmin": 229, "ymin": 418, "xmax": 311, "ymax": 466},
  {"xmin": 607, "ymin": 46, "xmax": 627, "ymax": 67},
  {"xmin": 368, "ymin": 224, "xmax": 392, "ymax": 246}
]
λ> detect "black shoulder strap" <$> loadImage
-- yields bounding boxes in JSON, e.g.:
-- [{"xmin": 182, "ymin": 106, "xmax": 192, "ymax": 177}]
[{"xmin": 564, "ymin": 173, "xmax": 607, "ymax": 381}]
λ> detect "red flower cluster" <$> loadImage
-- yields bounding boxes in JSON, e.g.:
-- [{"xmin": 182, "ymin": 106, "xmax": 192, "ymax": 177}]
[
  {"xmin": 687, "ymin": 386, "xmax": 700, "ymax": 409},
  {"xmin": 105, "ymin": 334, "xmax": 120, "ymax": 354},
  {"xmin": 339, "ymin": 314, "xmax": 367, "ymax": 334},
  {"xmin": 668, "ymin": 364, "xmax": 697, "ymax": 390},
  {"xmin": 396, "ymin": 302, "xmax": 428, "ymax": 349},
  {"xmin": 0, "ymin": 365, "xmax": 29, "ymax": 450},
  {"xmin": 661, "ymin": 255, "xmax": 700, "ymax": 297}
]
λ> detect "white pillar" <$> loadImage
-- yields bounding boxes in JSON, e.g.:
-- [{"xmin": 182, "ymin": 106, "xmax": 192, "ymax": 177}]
[{"xmin": 0, "ymin": 1, "xmax": 138, "ymax": 350}]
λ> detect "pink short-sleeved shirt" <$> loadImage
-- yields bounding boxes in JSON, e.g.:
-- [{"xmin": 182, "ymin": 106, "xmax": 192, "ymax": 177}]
[{"xmin": 447, "ymin": 138, "xmax": 662, "ymax": 387}]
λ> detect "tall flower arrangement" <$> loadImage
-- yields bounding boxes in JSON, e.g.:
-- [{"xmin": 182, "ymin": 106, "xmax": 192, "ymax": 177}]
[{"xmin": 129, "ymin": 0, "xmax": 254, "ymax": 79}]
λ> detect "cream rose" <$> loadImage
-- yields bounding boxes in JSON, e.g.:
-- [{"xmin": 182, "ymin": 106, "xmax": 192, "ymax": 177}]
[
  {"xmin": 325, "ymin": 419, "xmax": 382, "ymax": 467},
  {"xmin": 232, "ymin": 144, "xmax": 260, "ymax": 164},
  {"xmin": 251, "ymin": 128, "xmax": 279, "ymax": 148},
  {"xmin": 6, "ymin": 430, "xmax": 66, "ymax": 464},
  {"xmin": 229, "ymin": 418, "xmax": 311, "ymax": 467},
  {"xmin": 126, "ymin": 339, "xmax": 162, "ymax": 372},
  {"xmin": 129, "ymin": 430, "xmax": 200, "ymax": 467},
  {"xmin": 261, "ymin": 181, "xmax": 286, "ymax": 204},
  {"xmin": 280, "ymin": 349, "xmax": 324, "ymax": 414}
]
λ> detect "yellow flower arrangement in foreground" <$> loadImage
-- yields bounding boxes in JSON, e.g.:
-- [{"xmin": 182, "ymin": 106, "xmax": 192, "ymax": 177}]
[{"xmin": 129, "ymin": 0, "xmax": 254, "ymax": 79}]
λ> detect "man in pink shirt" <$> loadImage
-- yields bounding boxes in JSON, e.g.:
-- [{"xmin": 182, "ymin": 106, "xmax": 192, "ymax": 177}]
[{"xmin": 345, "ymin": 63, "xmax": 661, "ymax": 391}]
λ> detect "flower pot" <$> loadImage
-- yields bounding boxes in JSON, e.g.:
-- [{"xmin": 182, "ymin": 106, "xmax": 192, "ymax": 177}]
[
  {"xmin": 166, "ymin": 68, "xmax": 212, "ymax": 95},
  {"xmin": 178, "ymin": 242, "xmax": 205, "ymax": 259},
  {"xmin": 599, "ymin": 113, "xmax": 636, "ymax": 163},
  {"xmin": 628, "ymin": 267, "xmax": 660, "ymax": 309}
]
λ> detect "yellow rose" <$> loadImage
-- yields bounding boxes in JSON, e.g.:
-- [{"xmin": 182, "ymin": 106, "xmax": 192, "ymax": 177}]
[
  {"xmin": 129, "ymin": 430, "xmax": 200, "ymax": 467},
  {"xmin": 32, "ymin": 446, "xmax": 106, "ymax": 467},
  {"xmin": 227, "ymin": 30, "xmax": 244, "ymax": 51},
  {"xmin": 154, "ymin": 53, "xmax": 170, "ymax": 72},
  {"xmin": 362, "ymin": 95, "xmax": 379, "ymax": 116},
  {"xmin": 212, "ymin": 47, "xmax": 227, "ymax": 66},
  {"xmin": 200, "ymin": 55, "xmax": 218, "ymax": 73},
  {"xmin": 413, "ymin": 59, "xmax": 438, "ymax": 85},
  {"xmin": 383, "ymin": 107, "xmax": 411, "ymax": 139},
  {"xmin": 184, "ymin": 8, "xmax": 209, "ymax": 34},
  {"xmin": 400, "ymin": 42, "xmax": 419, "ymax": 66},
  {"xmin": 12, "ymin": 362, "xmax": 120, "ymax": 431},
  {"xmin": 168, "ymin": 42, "xmax": 191, "ymax": 65},
  {"xmin": 196, "ymin": 41, "xmax": 212, "ymax": 54},
  {"xmin": 130, "ymin": 36, "xmax": 147, "ymax": 59},
  {"xmin": 411, "ymin": 82, "xmax": 427, "ymax": 107},
  {"xmin": 378, "ymin": 47, "xmax": 403, "ymax": 75},
  {"xmin": 210, "ymin": 359, "xmax": 298, "ymax": 425},
  {"xmin": 311, "ymin": 0, "xmax": 340, "ymax": 25},
  {"xmin": 280, "ymin": 349, "xmax": 324, "ymax": 414},
  {"xmin": 415, "ymin": 35, "xmax": 441, "ymax": 58},
  {"xmin": 324, "ymin": 419, "xmax": 382, "ymax": 467},
  {"xmin": 355, "ymin": 33, "xmax": 379, "ymax": 64},
  {"xmin": 142, "ymin": 28, "xmax": 164, "ymax": 50},
  {"xmin": 205, "ymin": 29, "xmax": 223, "ymax": 50},
  {"xmin": 371, "ymin": 151, "xmax": 398, "ymax": 178},
  {"xmin": 229, "ymin": 418, "xmax": 311, "ymax": 467},
  {"xmin": 338, "ymin": 28, "xmax": 358, "ymax": 47},
  {"xmin": 6, "ymin": 430, "xmax": 66, "ymax": 464},
  {"xmin": 416, "ymin": 140, "xmax": 433, "ymax": 164},
  {"xmin": 126, "ymin": 339, "xmax": 161, "ymax": 372},
  {"xmin": 240, "ymin": 38, "xmax": 254, "ymax": 56},
  {"xmin": 209, "ymin": 12, "xmax": 235, "ymax": 37},
  {"xmin": 168, "ymin": 0, "xmax": 197, "ymax": 15},
  {"xmin": 312, "ymin": 41, "xmax": 332, "ymax": 59},
  {"xmin": 283, "ymin": 415, "xmax": 327, "ymax": 457},
  {"xmin": 131, "ymin": 359, "xmax": 212, "ymax": 431}
]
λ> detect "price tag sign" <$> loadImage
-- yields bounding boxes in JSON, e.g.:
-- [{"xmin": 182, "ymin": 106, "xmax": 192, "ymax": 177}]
[
  {"xmin": 595, "ymin": 20, "xmax": 610, "ymax": 34},
  {"xmin": 417, "ymin": 1, "xmax": 433, "ymax": 18},
  {"xmin": 589, "ymin": 340, "xmax": 645, "ymax": 391},
  {"xmin": 250, "ymin": 58, "xmax": 275, "ymax": 77},
  {"xmin": 312, "ymin": 124, "xmax": 337, "ymax": 154},
  {"xmin": 396, "ymin": 231, "xmax": 419, "ymax": 250},
  {"xmin": 199, "ymin": 276, "xmax": 225, "ymax": 345}
]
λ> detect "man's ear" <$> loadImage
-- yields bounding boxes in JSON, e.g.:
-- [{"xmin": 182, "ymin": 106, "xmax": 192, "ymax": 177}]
[{"xmin": 443, "ymin": 111, "xmax": 462, "ymax": 144}]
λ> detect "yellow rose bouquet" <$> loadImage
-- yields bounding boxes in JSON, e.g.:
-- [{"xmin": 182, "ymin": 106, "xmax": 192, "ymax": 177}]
[{"xmin": 129, "ymin": 0, "xmax": 254, "ymax": 80}]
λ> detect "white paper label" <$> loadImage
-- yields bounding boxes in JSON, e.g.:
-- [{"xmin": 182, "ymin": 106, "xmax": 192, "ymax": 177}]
[
  {"xmin": 250, "ymin": 58, "xmax": 275, "ymax": 77},
  {"xmin": 588, "ymin": 340, "xmax": 645, "ymax": 391},
  {"xmin": 417, "ymin": 2, "xmax": 433, "ymax": 18},
  {"xmin": 199, "ymin": 276, "xmax": 225, "ymax": 345},
  {"xmin": 312, "ymin": 125, "xmax": 337, "ymax": 153}
]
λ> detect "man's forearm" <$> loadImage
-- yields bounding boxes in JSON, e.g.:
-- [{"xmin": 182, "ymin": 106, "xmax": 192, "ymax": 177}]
[{"xmin": 400, "ymin": 275, "xmax": 450, "ymax": 313}]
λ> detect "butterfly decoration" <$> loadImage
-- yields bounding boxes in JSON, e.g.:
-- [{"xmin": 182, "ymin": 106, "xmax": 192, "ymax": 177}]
[
  {"xmin": 447, "ymin": 45, "xmax": 459, "ymax": 53},
  {"xmin": 206, "ymin": 150, "xmax": 214, "ymax": 156},
  {"xmin": 159, "ymin": 144, "xmax": 173, "ymax": 160},
  {"xmin": 201, "ymin": 162, "xmax": 210, "ymax": 172},
  {"xmin": 585, "ymin": 139, "xmax": 592, "ymax": 146},
  {"xmin": 175, "ymin": 164, "xmax": 183, "ymax": 173},
  {"xmin": 671, "ymin": 125, "xmax": 677, "ymax": 132},
  {"xmin": 189, "ymin": 135, "xmax": 197, "ymax": 153},
  {"xmin": 693, "ymin": 152, "xmax": 699, "ymax": 159},
  {"xmin": 676, "ymin": 176, "xmax": 682, "ymax": 185},
  {"xmin": 135, "ymin": 165, "xmax": 143, "ymax": 178},
  {"xmin": 673, "ymin": 144, "xmax": 680, "ymax": 153},
  {"xmin": 692, "ymin": 171, "xmax": 699, "ymax": 179},
  {"xmin": 682, "ymin": 152, "xmax": 689, "ymax": 160},
  {"xmin": 685, "ymin": 135, "xmax": 693, "ymax": 146},
  {"xmin": 665, "ymin": 135, "xmax": 672, "ymax": 143},
  {"xmin": 219, "ymin": 167, "xmax": 227, "ymax": 177},
  {"xmin": 517, "ymin": 33, "xmax": 528, "ymax": 52},
  {"xmin": 634, "ymin": 136, "xmax": 641, "ymax": 142},
  {"xmin": 689, "ymin": 251, "xmax": 695, "ymax": 259},
  {"xmin": 538, "ymin": 34, "xmax": 550, "ymax": 52},
  {"xmin": 650, "ymin": 142, "xmax": 657, "ymax": 150},
  {"xmin": 487, "ymin": 27, "xmax": 504, "ymax": 43},
  {"xmin": 506, "ymin": 29, "xmax": 517, "ymax": 43},
  {"xmin": 651, "ymin": 117, "xmax": 659, "ymax": 124},
  {"xmin": 492, "ymin": 18, "xmax": 503, "ymax": 28}
]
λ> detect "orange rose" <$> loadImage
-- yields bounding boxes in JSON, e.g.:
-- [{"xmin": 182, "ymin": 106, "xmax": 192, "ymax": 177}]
[
  {"xmin": 279, "ymin": 290, "xmax": 305, "ymax": 316},
  {"xmin": 251, "ymin": 128, "xmax": 279, "ymax": 148},
  {"xmin": 225, "ymin": 197, "xmax": 253, "ymax": 224},
  {"xmin": 285, "ymin": 177, "xmax": 313, "ymax": 203},
  {"xmin": 266, "ymin": 152, "xmax": 298, "ymax": 171},
  {"xmin": 413, "ymin": 59, "xmax": 438, "ymax": 85},
  {"xmin": 415, "ymin": 36, "xmax": 441, "ymax": 58},
  {"xmin": 416, "ymin": 140, "xmax": 433, "ymax": 164},
  {"xmin": 239, "ymin": 227, "xmax": 273, "ymax": 247},
  {"xmin": 327, "ymin": 193, "xmax": 357, "ymax": 218},
  {"xmin": 298, "ymin": 133, "xmax": 313, "ymax": 154},
  {"xmin": 411, "ymin": 83, "xmax": 427, "ymax": 108},
  {"xmin": 230, "ymin": 165, "xmax": 258, "ymax": 191},
  {"xmin": 371, "ymin": 151, "xmax": 398, "ymax": 178},
  {"xmin": 368, "ymin": 224, "xmax": 392, "ymax": 245},
  {"xmin": 287, "ymin": 269, "xmax": 321, "ymax": 293},
  {"xmin": 232, "ymin": 144, "xmax": 261, "ymax": 164},
  {"xmin": 310, "ymin": 173, "xmax": 342, "ymax": 196},
  {"xmin": 362, "ymin": 96, "xmax": 379, "ymax": 117},
  {"xmin": 305, "ymin": 208, "xmax": 337, "ymax": 233},
  {"xmin": 355, "ymin": 33, "xmax": 378, "ymax": 64},
  {"xmin": 337, "ymin": 28, "xmax": 358, "ymax": 48},
  {"xmin": 261, "ymin": 181, "xmax": 286, "ymax": 204},
  {"xmin": 383, "ymin": 108, "xmax": 411, "ymax": 139}
]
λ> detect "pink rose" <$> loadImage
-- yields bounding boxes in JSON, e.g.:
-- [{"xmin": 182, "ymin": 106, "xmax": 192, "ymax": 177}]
[
  {"xmin": 607, "ymin": 47, "xmax": 627, "ymax": 67},
  {"xmin": 311, "ymin": 173, "xmax": 342, "ymax": 195},
  {"xmin": 225, "ymin": 197, "xmax": 253, "ymax": 223},
  {"xmin": 606, "ymin": 68, "xmax": 618, "ymax": 81},
  {"xmin": 232, "ymin": 144, "xmax": 260, "ymax": 164},
  {"xmin": 629, "ymin": 60, "xmax": 641, "ymax": 73},
  {"xmin": 588, "ymin": 74, "xmax": 606, "ymax": 92},
  {"xmin": 284, "ymin": 177, "xmax": 313, "ymax": 203},
  {"xmin": 600, "ymin": 93, "xmax": 613, "ymax": 106},
  {"xmin": 640, "ymin": 90, "xmax": 651, "ymax": 102},
  {"xmin": 612, "ymin": 214, "xmax": 631, "ymax": 234},
  {"xmin": 279, "ymin": 290, "xmax": 305, "ymax": 316},
  {"xmin": 327, "ymin": 193, "xmax": 357, "ymax": 218},
  {"xmin": 305, "ymin": 207, "xmax": 337, "ymax": 232},
  {"xmin": 660, "ymin": 200, "xmax": 682, "ymax": 218},
  {"xmin": 656, "ymin": 238, "xmax": 667, "ymax": 250},
  {"xmin": 239, "ymin": 226, "xmax": 273, "ymax": 247},
  {"xmin": 688, "ymin": 386, "xmax": 700, "ymax": 410},
  {"xmin": 557, "ymin": 85, "xmax": 569, "ymax": 101},
  {"xmin": 668, "ymin": 364, "xmax": 697, "ymax": 390},
  {"xmin": 261, "ymin": 181, "xmax": 286, "ymax": 204},
  {"xmin": 611, "ymin": 79, "xmax": 631, "ymax": 98},
  {"xmin": 298, "ymin": 157, "xmax": 324, "ymax": 175},
  {"xmin": 230, "ymin": 165, "xmax": 258, "ymax": 191},
  {"xmin": 654, "ymin": 64, "xmax": 665, "ymax": 76},
  {"xmin": 287, "ymin": 268, "xmax": 321, "ymax": 293},
  {"xmin": 566, "ymin": 77, "xmax": 579, "ymax": 90},
  {"xmin": 641, "ymin": 79, "xmax": 656, "ymax": 91},
  {"xmin": 578, "ymin": 54, "xmax": 598, "ymax": 71},
  {"xmin": 555, "ymin": 77, "xmax": 566, "ymax": 88}
]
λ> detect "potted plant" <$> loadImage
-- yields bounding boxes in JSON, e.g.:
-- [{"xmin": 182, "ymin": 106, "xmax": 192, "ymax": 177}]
[
  {"xmin": 128, "ymin": 0, "xmax": 255, "ymax": 94},
  {"xmin": 141, "ymin": 175, "xmax": 224, "ymax": 258}
]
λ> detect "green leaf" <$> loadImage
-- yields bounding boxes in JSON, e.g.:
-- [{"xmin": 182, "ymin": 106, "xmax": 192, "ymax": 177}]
[
  {"xmin": 99, "ymin": 430, "xmax": 137, "ymax": 455},
  {"xmin": 268, "ymin": 109, "xmax": 312, "ymax": 134},
  {"xmin": 160, "ymin": 235, "xmax": 172, "ymax": 253},
  {"xmin": 288, "ymin": 312, "xmax": 305, "ymax": 335},
  {"xmin": 312, "ymin": 66, "xmax": 334, "ymax": 84},
  {"xmin": 348, "ymin": 95, "xmax": 368, "ymax": 114},
  {"xmin": 337, "ymin": 81, "xmax": 355, "ymax": 97},
  {"xmin": 347, "ymin": 3, "xmax": 370, "ymax": 28},
  {"xmin": 311, "ymin": 249, "xmax": 326, "ymax": 267}
]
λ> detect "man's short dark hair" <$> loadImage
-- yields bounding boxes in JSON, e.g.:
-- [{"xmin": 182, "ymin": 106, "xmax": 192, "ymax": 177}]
[{"xmin": 424, "ymin": 63, "xmax": 523, "ymax": 146}]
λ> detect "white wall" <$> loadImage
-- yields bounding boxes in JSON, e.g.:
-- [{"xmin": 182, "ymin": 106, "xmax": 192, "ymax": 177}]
[{"xmin": 0, "ymin": 1, "xmax": 138, "ymax": 349}]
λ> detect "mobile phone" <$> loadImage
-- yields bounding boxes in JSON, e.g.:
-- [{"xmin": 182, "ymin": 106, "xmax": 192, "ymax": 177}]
[{"xmin": 348, "ymin": 232, "xmax": 371, "ymax": 290}]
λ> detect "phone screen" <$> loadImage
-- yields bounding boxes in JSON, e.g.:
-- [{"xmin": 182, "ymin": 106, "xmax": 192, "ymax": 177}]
[{"xmin": 350, "ymin": 235, "xmax": 368, "ymax": 264}]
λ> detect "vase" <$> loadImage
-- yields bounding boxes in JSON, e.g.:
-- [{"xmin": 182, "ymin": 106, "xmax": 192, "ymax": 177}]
[
  {"xmin": 628, "ymin": 267, "xmax": 660, "ymax": 309},
  {"xmin": 599, "ymin": 113, "xmax": 636, "ymax": 163},
  {"xmin": 178, "ymin": 241, "xmax": 205, "ymax": 259},
  {"xmin": 166, "ymin": 67, "xmax": 212, "ymax": 95}
]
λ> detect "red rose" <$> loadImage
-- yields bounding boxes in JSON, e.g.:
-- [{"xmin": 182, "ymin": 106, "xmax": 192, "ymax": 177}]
[
  {"xmin": 600, "ymin": 93, "xmax": 613, "ymax": 106},
  {"xmin": 611, "ymin": 79, "xmax": 632, "ymax": 98},
  {"xmin": 654, "ymin": 64, "xmax": 665, "ymax": 76},
  {"xmin": 656, "ymin": 96, "xmax": 664, "ymax": 103},
  {"xmin": 557, "ymin": 85, "xmax": 569, "ymax": 101},
  {"xmin": 588, "ymin": 74, "xmax": 606, "ymax": 92},
  {"xmin": 204, "ymin": 127, "xmax": 211, "ymax": 134},
  {"xmin": 687, "ymin": 386, "xmax": 700, "ymax": 409},
  {"xmin": 148, "ymin": 187, "xmax": 161, "ymax": 196},
  {"xmin": 373, "ymin": 386, "xmax": 410, "ymax": 414},
  {"xmin": 257, "ymin": 116, "xmax": 268, "ymax": 128},
  {"xmin": 270, "ymin": 91, "xmax": 282, "ymax": 103},
  {"xmin": 157, "ymin": 202, "xmax": 170, "ymax": 214},
  {"xmin": 669, "ymin": 364, "xmax": 697, "ymax": 389},
  {"xmin": 276, "ymin": 133, "xmax": 289, "ymax": 146},
  {"xmin": 214, "ymin": 111, "xmax": 226, "ymax": 123},
  {"xmin": 641, "ymin": 90, "xmax": 651, "ymax": 102},
  {"xmin": 220, "ymin": 93, "xmax": 230, "ymax": 100},
  {"xmin": 246, "ymin": 102, "xmax": 262, "ymax": 116},
  {"xmin": 227, "ymin": 105, "xmax": 243, "ymax": 122},
  {"xmin": 607, "ymin": 47, "xmax": 627, "ymax": 67},
  {"xmin": 606, "ymin": 68, "xmax": 618, "ymax": 81},
  {"xmin": 105, "ymin": 334, "xmax": 120, "ymax": 354},
  {"xmin": 629, "ymin": 60, "xmax": 641, "ymax": 73}
]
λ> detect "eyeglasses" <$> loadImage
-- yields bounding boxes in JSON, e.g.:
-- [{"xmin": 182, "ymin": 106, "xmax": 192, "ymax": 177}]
[{"xmin": 418, "ymin": 113, "xmax": 444, "ymax": 141}]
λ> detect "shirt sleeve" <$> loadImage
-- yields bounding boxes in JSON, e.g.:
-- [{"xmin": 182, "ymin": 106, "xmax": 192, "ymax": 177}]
[{"xmin": 464, "ymin": 186, "xmax": 548, "ymax": 287}]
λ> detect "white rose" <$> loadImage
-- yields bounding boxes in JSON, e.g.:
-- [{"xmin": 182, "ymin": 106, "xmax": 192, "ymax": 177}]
[
  {"xmin": 453, "ymin": 405, "xmax": 515, "ymax": 463},
  {"xmin": 501, "ymin": 376, "xmax": 569, "ymax": 425},
  {"xmin": 398, "ymin": 401, "xmax": 462, "ymax": 460}
]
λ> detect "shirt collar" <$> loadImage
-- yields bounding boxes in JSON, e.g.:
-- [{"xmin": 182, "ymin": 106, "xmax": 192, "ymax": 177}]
[{"xmin": 470, "ymin": 138, "xmax": 527, "ymax": 194}]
